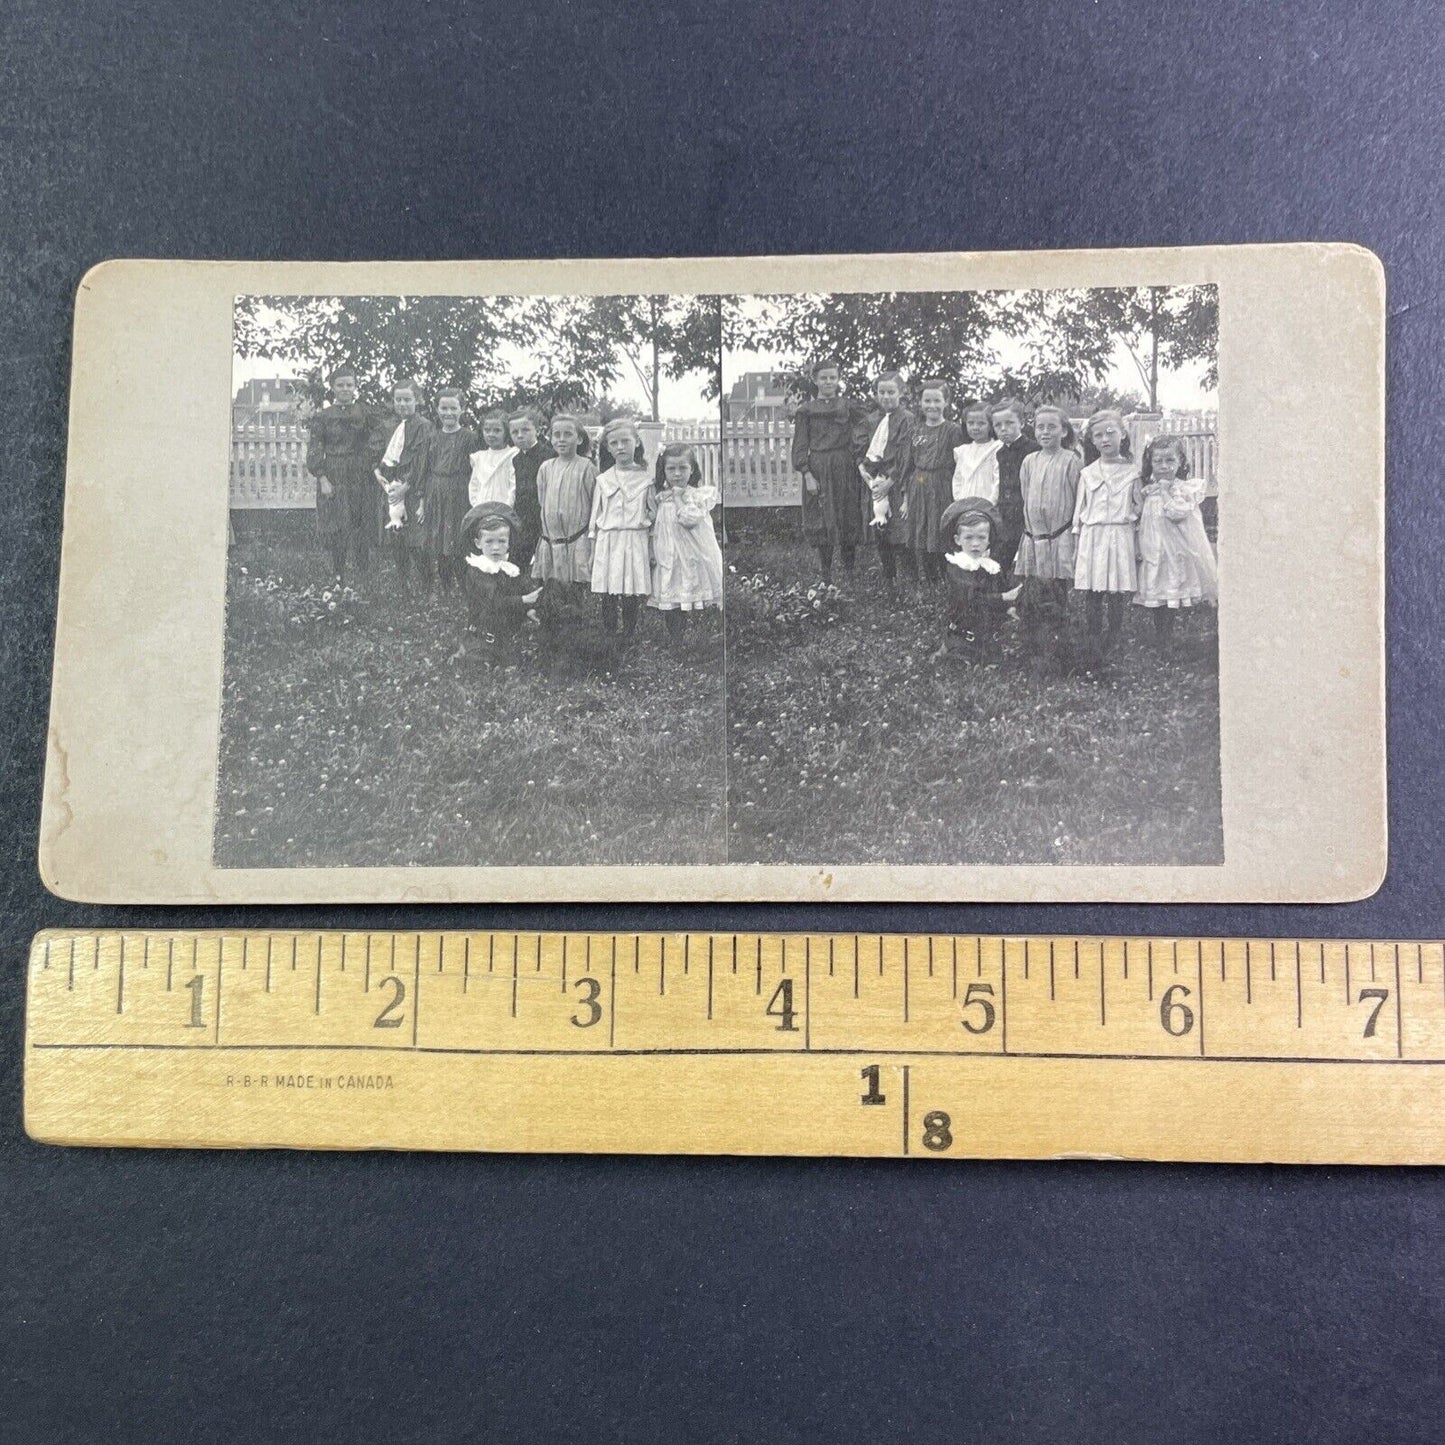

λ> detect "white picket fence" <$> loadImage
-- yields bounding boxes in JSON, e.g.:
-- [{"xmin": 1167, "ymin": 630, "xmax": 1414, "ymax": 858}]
[
  {"xmin": 230, "ymin": 410, "xmax": 312, "ymax": 509},
  {"xmin": 716, "ymin": 411, "xmax": 1219, "ymax": 508},
  {"xmin": 229, "ymin": 412, "xmax": 725, "ymax": 510},
  {"xmin": 229, "ymin": 408, "xmax": 1216, "ymax": 511},
  {"xmin": 717, "ymin": 416, "xmax": 798, "ymax": 508}
]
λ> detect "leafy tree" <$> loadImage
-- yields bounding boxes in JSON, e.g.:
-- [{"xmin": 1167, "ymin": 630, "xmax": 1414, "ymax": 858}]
[
  {"xmin": 726, "ymin": 290, "xmax": 1024, "ymax": 404},
  {"xmin": 1018, "ymin": 287, "xmax": 1218, "ymax": 410},
  {"xmin": 233, "ymin": 294, "xmax": 541, "ymax": 409},
  {"xmin": 557, "ymin": 295, "xmax": 722, "ymax": 419},
  {"xmin": 233, "ymin": 292, "xmax": 721, "ymax": 420},
  {"xmin": 723, "ymin": 285, "xmax": 1217, "ymax": 413}
]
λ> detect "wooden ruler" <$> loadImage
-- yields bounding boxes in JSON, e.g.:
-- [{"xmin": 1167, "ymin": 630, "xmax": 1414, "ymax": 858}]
[{"xmin": 23, "ymin": 930, "xmax": 1445, "ymax": 1163}]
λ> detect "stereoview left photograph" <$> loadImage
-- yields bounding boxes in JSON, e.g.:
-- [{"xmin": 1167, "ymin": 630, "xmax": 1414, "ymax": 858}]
[{"xmin": 218, "ymin": 293, "xmax": 726, "ymax": 868}]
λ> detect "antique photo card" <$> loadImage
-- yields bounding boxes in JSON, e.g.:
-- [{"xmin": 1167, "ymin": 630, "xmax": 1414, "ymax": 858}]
[{"xmin": 42, "ymin": 246, "xmax": 1386, "ymax": 902}]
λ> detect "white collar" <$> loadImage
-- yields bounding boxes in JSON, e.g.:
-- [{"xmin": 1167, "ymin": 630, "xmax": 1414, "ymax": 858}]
[
  {"xmin": 945, "ymin": 551, "xmax": 1000, "ymax": 574},
  {"xmin": 465, "ymin": 554, "xmax": 520, "ymax": 576}
]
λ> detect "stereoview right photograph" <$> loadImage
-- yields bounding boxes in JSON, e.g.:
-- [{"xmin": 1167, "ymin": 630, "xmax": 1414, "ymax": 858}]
[{"xmin": 719, "ymin": 285, "xmax": 1222, "ymax": 868}]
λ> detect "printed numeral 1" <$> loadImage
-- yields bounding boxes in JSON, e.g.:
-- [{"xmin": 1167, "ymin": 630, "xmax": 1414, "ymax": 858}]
[
  {"xmin": 860, "ymin": 1063, "xmax": 886, "ymax": 1105},
  {"xmin": 184, "ymin": 974, "xmax": 205, "ymax": 1028}
]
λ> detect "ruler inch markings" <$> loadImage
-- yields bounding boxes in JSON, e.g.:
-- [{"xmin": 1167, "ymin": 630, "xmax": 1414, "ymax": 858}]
[
  {"xmin": 411, "ymin": 934, "xmax": 420, "ymax": 1048},
  {"xmin": 608, "ymin": 936, "xmax": 617, "ymax": 1048},
  {"xmin": 1300, "ymin": 942, "xmax": 1312, "ymax": 1034},
  {"xmin": 1394, "ymin": 944, "xmax": 1403, "ymax": 1059},
  {"xmin": 24, "ymin": 931, "xmax": 1445, "ymax": 1164}
]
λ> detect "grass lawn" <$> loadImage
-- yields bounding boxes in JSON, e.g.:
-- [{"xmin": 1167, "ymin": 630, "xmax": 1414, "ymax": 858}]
[
  {"xmin": 215, "ymin": 526, "xmax": 727, "ymax": 868},
  {"xmin": 722, "ymin": 513, "xmax": 1223, "ymax": 867},
  {"xmin": 216, "ymin": 514, "xmax": 1222, "ymax": 871}
]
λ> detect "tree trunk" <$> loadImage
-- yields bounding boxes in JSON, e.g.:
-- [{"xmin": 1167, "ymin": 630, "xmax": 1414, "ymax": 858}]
[
  {"xmin": 1148, "ymin": 288, "xmax": 1161, "ymax": 412},
  {"xmin": 649, "ymin": 297, "xmax": 662, "ymax": 421}
]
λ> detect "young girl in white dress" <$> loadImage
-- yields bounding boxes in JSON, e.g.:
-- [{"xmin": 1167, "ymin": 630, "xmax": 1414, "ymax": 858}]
[
  {"xmin": 468, "ymin": 410, "xmax": 519, "ymax": 507},
  {"xmin": 1135, "ymin": 434, "xmax": 1218, "ymax": 648},
  {"xmin": 1072, "ymin": 409, "xmax": 1143, "ymax": 657},
  {"xmin": 649, "ymin": 442, "xmax": 723, "ymax": 640},
  {"xmin": 951, "ymin": 399, "xmax": 1002, "ymax": 503},
  {"xmin": 589, "ymin": 418, "xmax": 657, "ymax": 638}
]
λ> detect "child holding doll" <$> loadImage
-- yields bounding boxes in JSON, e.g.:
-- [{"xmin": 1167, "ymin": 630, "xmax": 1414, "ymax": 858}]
[
  {"xmin": 373, "ymin": 377, "xmax": 432, "ymax": 596},
  {"xmin": 855, "ymin": 370, "xmax": 915, "ymax": 592},
  {"xmin": 648, "ymin": 441, "xmax": 723, "ymax": 639},
  {"xmin": 1135, "ymin": 433, "xmax": 1218, "ymax": 648}
]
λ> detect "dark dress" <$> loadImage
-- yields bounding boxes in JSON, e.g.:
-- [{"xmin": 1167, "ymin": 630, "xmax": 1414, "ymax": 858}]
[
  {"xmin": 510, "ymin": 439, "xmax": 553, "ymax": 567},
  {"xmin": 422, "ymin": 426, "xmax": 481, "ymax": 560},
  {"xmin": 793, "ymin": 397, "xmax": 865, "ymax": 548},
  {"xmin": 940, "ymin": 558, "xmax": 1009, "ymax": 661},
  {"xmin": 854, "ymin": 406, "xmax": 914, "ymax": 547},
  {"xmin": 375, "ymin": 413, "xmax": 433, "ymax": 552},
  {"xmin": 903, "ymin": 419, "xmax": 965, "ymax": 553},
  {"xmin": 995, "ymin": 434, "xmax": 1041, "ymax": 573},
  {"xmin": 306, "ymin": 402, "xmax": 382, "ymax": 546},
  {"xmin": 463, "ymin": 565, "xmax": 535, "ymax": 665}
]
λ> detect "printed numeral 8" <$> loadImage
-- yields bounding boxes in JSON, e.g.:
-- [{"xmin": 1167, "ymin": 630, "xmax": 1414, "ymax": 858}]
[{"xmin": 921, "ymin": 1110, "xmax": 953, "ymax": 1152}]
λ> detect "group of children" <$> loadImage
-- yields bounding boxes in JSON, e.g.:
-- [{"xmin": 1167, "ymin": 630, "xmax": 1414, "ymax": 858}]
[
  {"xmin": 791, "ymin": 359, "xmax": 1218, "ymax": 671},
  {"xmin": 304, "ymin": 368, "xmax": 724, "ymax": 667},
  {"xmin": 302, "ymin": 363, "xmax": 1216, "ymax": 679}
]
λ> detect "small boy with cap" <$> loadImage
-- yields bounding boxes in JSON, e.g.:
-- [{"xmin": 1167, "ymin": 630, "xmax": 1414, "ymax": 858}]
[
  {"xmin": 933, "ymin": 496, "xmax": 1021, "ymax": 664},
  {"xmin": 459, "ymin": 501, "xmax": 542, "ymax": 668}
]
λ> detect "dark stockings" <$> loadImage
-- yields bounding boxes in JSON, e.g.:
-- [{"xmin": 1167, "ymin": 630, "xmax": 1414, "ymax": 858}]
[
  {"xmin": 601, "ymin": 595, "xmax": 642, "ymax": 637},
  {"xmin": 878, "ymin": 541, "xmax": 916, "ymax": 582},
  {"xmin": 1085, "ymin": 592, "xmax": 1126, "ymax": 641},
  {"xmin": 816, "ymin": 544, "xmax": 856, "ymax": 580}
]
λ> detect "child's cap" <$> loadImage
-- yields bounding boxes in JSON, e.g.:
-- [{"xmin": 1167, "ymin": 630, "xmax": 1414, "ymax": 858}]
[
  {"xmin": 461, "ymin": 501, "xmax": 521, "ymax": 544},
  {"xmin": 939, "ymin": 496, "xmax": 1002, "ymax": 549}
]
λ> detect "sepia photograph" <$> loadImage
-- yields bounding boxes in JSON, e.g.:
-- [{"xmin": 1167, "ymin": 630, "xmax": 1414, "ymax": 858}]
[
  {"xmin": 222, "ymin": 284, "xmax": 1222, "ymax": 871},
  {"xmin": 720, "ymin": 286, "xmax": 1223, "ymax": 866},
  {"xmin": 219, "ymin": 293, "xmax": 727, "ymax": 868}
]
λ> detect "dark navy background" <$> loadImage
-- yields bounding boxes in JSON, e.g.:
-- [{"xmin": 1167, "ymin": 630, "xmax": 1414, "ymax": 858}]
[{"xmin": 2, "ymin": 2, "xmax": 1441, "ymax": 1440}]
